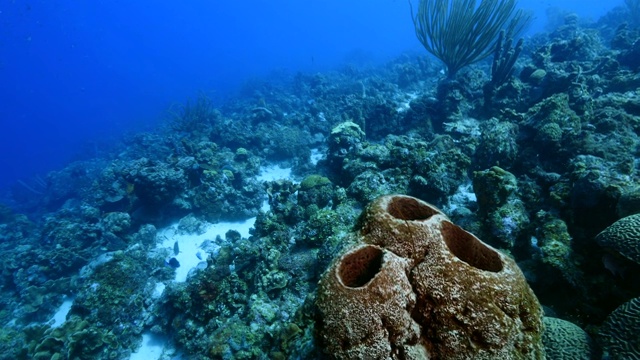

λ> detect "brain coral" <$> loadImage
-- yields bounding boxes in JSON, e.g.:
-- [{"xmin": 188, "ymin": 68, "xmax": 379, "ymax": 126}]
[
  {"xmin": 595, "ymin": 214, "xmax": 640, "ymax": 264},
  {"xmin": 599, "ymin": 296, "xmax": 640, "ymax": 360},
  {"xmin": 542, "ymin": 317, "xmax": 593, "ymax": 359},
  {"xmin": 316, "ymin": 195, "xmax": 545, "ymax": 360}
]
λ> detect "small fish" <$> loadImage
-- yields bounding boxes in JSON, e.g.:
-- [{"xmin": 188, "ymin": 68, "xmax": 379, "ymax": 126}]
[
  {"xmin": 173, "ymin": 241, "xmax": 180, "ymax": 256},
  {"xmin": 165, "ymin": 257, "xmax": 180, "ymax": 268},
  {"xmin": 196, "ymin": 251, "xmax": 203, "ymax": 260}
]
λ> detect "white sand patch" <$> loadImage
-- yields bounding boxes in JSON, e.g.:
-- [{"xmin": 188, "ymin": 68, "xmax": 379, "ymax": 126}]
[
  {"xmin": 261, "ymin": 199, "xmax": 270, "ymax": 213},
  {"xmin": 152, "ymin": 282, "xmax": 166, "ymax": 299},
  {"xmin": 257, "ymin": 164, "xmax": 295, "ymax": 213},
  {"xmin": 396, "ymin": 92, "xmax": 419, "ymax": 113},
  {"xmin": 130, "ymin": 332, "xmax": 166, "ymax": 360},
  {"xmin": 310, "ymin": 148, "xmax": 324, "ymax": 165},
  {"xmin": 50, "ymin": 297, "xmax": 74, "ymax": 328},
  {"xmin": 157, "ymin": 219, "xmax": 254, "ymax": 282},
  {"xmin": 257, "ymin": 164, "xmax": 293, "ymax": 182}
]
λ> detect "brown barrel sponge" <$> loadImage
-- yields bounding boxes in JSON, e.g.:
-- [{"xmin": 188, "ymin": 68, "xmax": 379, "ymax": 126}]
[
  {"xmin": 317, "ymin": 194, "xmax": 545, "ymax": 360},
  {"xmin": 358, "ymin": 194, "xmax": 450, "ymax": 264},
  {"xmin": 317, "ymin": 244, "xmax": 422, "ymax": 359}
]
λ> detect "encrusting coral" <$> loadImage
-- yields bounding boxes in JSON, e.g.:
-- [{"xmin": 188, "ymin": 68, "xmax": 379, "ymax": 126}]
[{"xmin": 316, "ymin": 194, "xmax": 545, "ymax": 359}]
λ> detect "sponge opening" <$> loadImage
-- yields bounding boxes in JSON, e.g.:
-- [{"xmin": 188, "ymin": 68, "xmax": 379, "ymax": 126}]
[
  {"xmin": 338, "ymin": 246, "xmax": 384, "ymax": 288},
  {"xmin": 441, "ymin": 221, "xmax": 503, "ymax": 272},
  {"xmin": 387, "ymin": 196, "xmax": 439, "ymax": 221}
]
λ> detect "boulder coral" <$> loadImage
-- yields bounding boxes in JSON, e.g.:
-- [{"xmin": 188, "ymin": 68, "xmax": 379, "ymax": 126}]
[
  {"xmin": 316, "ymin": 194, "xmax": 545, "ymax": 359},
  {"xmin": 599, "ymin": 296, "xmax": 640, "ymax": 360},
  {"xmin": 595, "ymin": 213, "xmax": 640, "ymax": 265},
  {"xmin": 542, "ymin": 317, "xmax": 593, "ymax": 360}
]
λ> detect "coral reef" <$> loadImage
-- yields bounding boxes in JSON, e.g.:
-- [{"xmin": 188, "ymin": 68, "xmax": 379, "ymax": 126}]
[
  {"xmin": 596, "ymin": 213, "xmax": 640, "ymax": 265},
  {"xmin": 542, "ymin": 317, "xmax": 594, "ymax": 359},
  {"xmin": 599, "ymin": 296, "xmax": 640, "ymax": 359},
  {"xmin": 317, "ymin": 195, "xmax": 544, "ymax": 359},
  {"xmin": 4, "ymin": 6, "xmax": 640, "ymax": 358}
]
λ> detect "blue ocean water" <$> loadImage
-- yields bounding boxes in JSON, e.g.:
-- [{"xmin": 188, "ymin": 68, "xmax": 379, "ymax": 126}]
[
  {"xmin": 0, "ymin": 0, "xmax": 620, "ymax": 191},
  {"xmin": 0, "ymin": 0, "xmax": 410, "ymax": 190}
]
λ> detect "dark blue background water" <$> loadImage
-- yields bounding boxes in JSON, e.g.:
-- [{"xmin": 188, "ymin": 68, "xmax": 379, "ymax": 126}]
[{"xmin": 0, "ymin": 0, "xmax": 622, "ymax": 191}]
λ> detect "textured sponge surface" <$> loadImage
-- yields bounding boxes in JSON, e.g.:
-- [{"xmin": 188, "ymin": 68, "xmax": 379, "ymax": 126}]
[{"xmin": 316, "ymin": 194, "xmax": 545, "ymax": 360}]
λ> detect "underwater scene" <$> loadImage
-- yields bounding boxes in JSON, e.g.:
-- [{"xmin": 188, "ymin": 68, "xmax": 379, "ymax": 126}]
[{"xmin": 1, "ymin": 0, "xmax": 640, "ymax": 359}]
